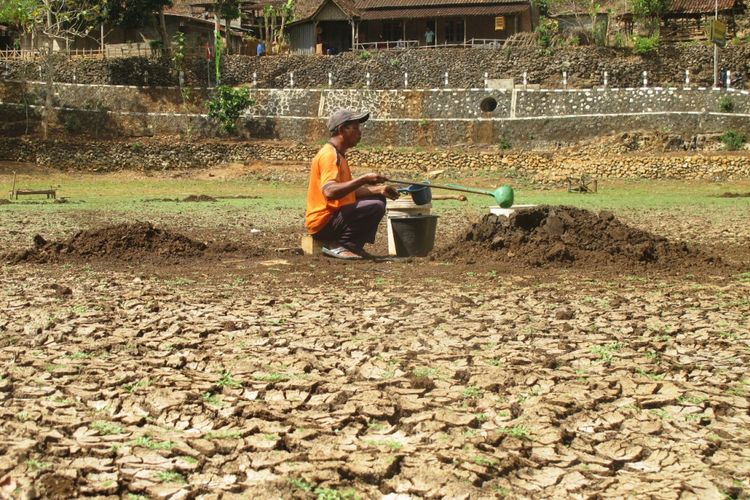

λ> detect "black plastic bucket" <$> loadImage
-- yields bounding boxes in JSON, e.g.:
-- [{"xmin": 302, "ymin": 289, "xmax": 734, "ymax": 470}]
[
  {"xmin": 390, "ymin": 215, "xmax": 439, "ymax": 257},
  {"xmin": 397, "ymin": 184, "xmax": 432, "ymax": 205}
]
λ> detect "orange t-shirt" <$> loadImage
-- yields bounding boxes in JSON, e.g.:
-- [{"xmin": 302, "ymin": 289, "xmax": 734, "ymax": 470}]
[{"xmin": 305, "ymin": 143, "xmax": 357, "ymax": 234}]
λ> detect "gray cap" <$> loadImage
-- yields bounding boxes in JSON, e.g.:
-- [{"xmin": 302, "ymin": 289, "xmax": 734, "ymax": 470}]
[{"xmin": 327, "ymin": 109, "xmax": 370, "ymax": 133}]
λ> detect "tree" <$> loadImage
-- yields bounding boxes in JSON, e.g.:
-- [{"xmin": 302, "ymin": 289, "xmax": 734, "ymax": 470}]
[
  {"xmin": 276, "ymin": 0, "xmax": 294, "ymax": 49},
  {"xmin": 42, "ymin": 1, "xmax": 103, "ymax": 138},
  {"xmin": 215, "ymin": 0, "xmax": 239, "ymax": 54},
  {"xmin": 630, "ymin": 0, "xmax": 671, "ymax": 35},
  {"xmin": 100, "ymin": 0, "xmax": 173, "ymax": 56}
]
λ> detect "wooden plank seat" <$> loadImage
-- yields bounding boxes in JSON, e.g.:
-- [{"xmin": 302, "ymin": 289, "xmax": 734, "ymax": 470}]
[{"xmin": 12, "ymin": 189, "xmax": 57, "ymax": 199}]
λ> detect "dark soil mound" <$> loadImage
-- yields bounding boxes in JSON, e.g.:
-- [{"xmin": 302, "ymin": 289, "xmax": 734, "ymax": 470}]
[
  {"xmin": 183, "ymin": 194, "xmax": 217, "ymax": 202},
  {"xmin": 5, "ymin": 222, "xmax": 207, "ymax": 264},
  {"xmin": 0, "ymin": 199, "xmax": 10, "ymax": 205},
  {"xmin": 716, "ymin": 192, "xmax": 750, "ymax": 198},
  {"xmin": 438, "ymin": 205, "xmax": 720, "ymax": 270}
]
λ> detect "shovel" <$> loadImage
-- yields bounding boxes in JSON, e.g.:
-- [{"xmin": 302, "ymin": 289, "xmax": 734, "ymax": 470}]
[{"xmin": 387, "ymin": 178, "xmax": 514, "ymax": 208}]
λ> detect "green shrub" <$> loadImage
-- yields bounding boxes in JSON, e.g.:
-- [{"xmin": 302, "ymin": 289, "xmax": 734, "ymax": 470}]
[
  {"xmin": 535, "ymin": 18, "xmax": 558, "ymax": 48},
  {"xmin": 131, "ymin": 142, "xmax": 143, "ymax": 153},
  {"xmin": 720, "ymin": 130, "xmax": 746, "ymax": 151},
  {"xmin": 719, "ymin": 96, "xmax": 735, "ymax": 113},
  {"xmin": 499, "ymin": 137, "xmax": 512, "ymax": 150},
  {"xmin": 633, "ymin": 35, "xmax": 659, "ymax": 55},
  {"xmin": 59, "ymin": 112, "xmax": 82, "ymax": 133},
  {"xmin": 359, "ymin": 50, "xmax": 371, "ymax": 60},
  {"xmin": 207, "ymin": 85, "xmax": 253, "ymax": 134}
]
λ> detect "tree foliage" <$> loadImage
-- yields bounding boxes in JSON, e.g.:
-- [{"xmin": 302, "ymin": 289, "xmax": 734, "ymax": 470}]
[
  {"xmin": 207, "ymin": 85, "xmax": 252, "ymax": 134},
  {"xmin": 630, "ymin": 0, "xmax": 671, "ymax": 19},
  {"xmin": 100, "ymin": 0, "xmax": 172, "ymax": 29},
  {"xmin": 0, "ymin": 0, "xmax": 40, "ymax": 31}
]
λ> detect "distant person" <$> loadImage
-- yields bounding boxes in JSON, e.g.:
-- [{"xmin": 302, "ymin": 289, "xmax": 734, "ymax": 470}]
[
  {"xmin": 305, "ymin": 109, "xmax": 398, "ymax": 260},
  {"xmin": 424, "ymin": 27, "xmax": 435, "ymax": 45},
  {"xmin": 256, "ymin": 41, "xmax": 265, "ymax": 56},
  {"xmin": 719, "ymin": 67, "xmax": 727, "ymax": 88}
]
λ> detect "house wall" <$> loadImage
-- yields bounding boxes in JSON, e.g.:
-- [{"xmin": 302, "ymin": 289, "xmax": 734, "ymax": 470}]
[{"xmin": 289, "ymin": 23, "xmax": 316, "ymax": 54}]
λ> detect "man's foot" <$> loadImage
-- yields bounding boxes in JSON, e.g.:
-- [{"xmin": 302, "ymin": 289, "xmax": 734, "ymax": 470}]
[{"xmin": 322, "ymin": 246, "xmax": 363, "ymax": 260}]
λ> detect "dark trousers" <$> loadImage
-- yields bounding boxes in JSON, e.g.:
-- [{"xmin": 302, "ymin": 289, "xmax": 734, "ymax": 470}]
[{"xmin": 312, "ymin": 196, "xmax": 386, "ymax": 252}]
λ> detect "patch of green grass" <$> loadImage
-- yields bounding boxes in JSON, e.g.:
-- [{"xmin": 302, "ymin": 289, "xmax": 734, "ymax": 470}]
[
  {"xmin": 463, "ymin": 386, "xmax": 483, "ymax": 399},
  {"xmin": 91, "ymin": 421, "xmax": 123, "ymax": 435},
  {"xmin": 412, "ymin": 367, "xmax": 437, "ymax": 378},
  {"xmin": 495, "ymin": 486, "xmax": 511, "ymax": 496},
  {"xmin": 45, "ymin": 363, "xmax": 66, "ymax": 373},
  {"xmin": 155, "ymin": 471, "xmax": 185, "ymax": 483},
  {"xmin": 123, "ymin": 379, "xmax": 149, "ymax": 393},
  {"xmin": 498, "ymin": 425, "xmax": 531, "ymax": 440},
  {"xmin": 485, "ymin": 358, "xmax": 503, "ymax": 367},
  {"xmin": 68, "ymin": 351, "xmax": 90, "ymax": 360},
  {"xmin": 649, "ymin": 408, "xmax": 671, "ymax": 419},
  {"xmin": 132, "ymin": 435, "xmax": 174, "ymax": 450},
  {"xmin": 678, "ymin": 394, "xmax": 706, "ymax": 405},
  {"xmin": 127, "ymin": 494, "xmax": 147, "ymax": 500},
  {"xmin": 25, "ymin": 459, "xmax": 49, "ymax": 471},
  {"xmin": 737, "ymin": 272, "xmax": 750, "ymax": 282},
  {"xmin": 178, "ymin": 455, "xmax": 198, "ymax": 464},
  {"xmin": 289, "ymin": 477, "xmax": 314, "ymax": 492},
  {"xmin": 217, "ymin": 370, "xmax": 242, "ymax": 388},
  {"xmin": 314, "ymin": 486, "xmax": 358, "ymax": 500},
  {"xmin": 472, "ymin": 455, "xmax": 496, "ymax": 466},
  {"xmin": 591, "ymin": 342, "xmax": 623, "ymax": 362},
  {"xmin": 201, "ymin": 391, "xmax": 223, "ymax": 407},
  {"xmin": 254, "ymin": 372, "xmax": 290, "ymax": 382},
  {"xmin": 474, "ymin": 412, "xmax": 489, "ymax": 423},
  {"xmin": 16, "ymin": 411, "xmax": 30, "ymax": 422},
  {"xmin": 635, "ymin": 368, "xmax": 665, "ymax": 381},
  {"xmin": 204, "ymin": 430, "xmax": 241, "ymax": 440},
  {"xmin": 364, "ymin": 439, "xmax": 403, "ymax": 451},
  {"xmin": 367, "ymin": 420, "xmax": 387, "ymax": 432}
]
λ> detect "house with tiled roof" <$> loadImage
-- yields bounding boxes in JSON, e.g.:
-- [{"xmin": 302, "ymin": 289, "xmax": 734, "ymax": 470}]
[{"xmin": 280, "ymin": 0, "xmax": 533, "ymax": 54}]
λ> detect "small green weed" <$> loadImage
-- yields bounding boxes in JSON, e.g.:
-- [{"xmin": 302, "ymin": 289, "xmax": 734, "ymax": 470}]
[
  {"xmin": 178, "ymin": 455, "xmax": 198, "ymax": 464},
  {"xmin": 254, "ymin": 372, "xmax": 290, "ymax": 382},
  {"xmin": 498, "ymin": 425, "xmax": 531, "ymax": 440},
  {"xmin": 635, "ymin": 368, "xmax": 665, "ymax": 381},
  {"xmin": 25, "ymin": 459, "xmax": 49, "ymax": 471},
  {"xmin": 678, "ymin": 394, "xmax": 706, "ymax": 405},
  {"xmin": 123, "ymin": 379, "xmax": 149, "ymax": 393},
  {"xmin": 91, "ymin": 421, "xmax": 123, "ymax": 435},
  {"xmin": 720, "ymin": 130, "xmax": 746, "ymax": 151},
  {"xmin": 202, "ymin": 392, "xmax": 223, "ymax": 406},
  {"xmin": 472, "ymin": 455, "xmax": 496, "ymax": 466},
  {"xmin": 314, "ymin": 486, "xmax": 358, "ymax": 500},
  {"xmin": 217, "ymin": 370, "xmax": 242, "ymax": 388},
  {"xmin": 719, "ymin": 95, "xmax": 735, "ymax": 112},
  {"xmin": 591, "ymin": 342, "xmax": 622, "ymax": 362},
  {"xmin": 463, "ymin": 386, "xmax": 483, "ymax": 399},
  {"xmin": 364, "ymin": 439, "xmax": 403, "ymax": 451},
  {"xmin": 155, "ymin": 471, "xmax": 185, "ymax": 483},
  {"xmin": 132, "ymin": 436, "xmax": 174, "ymax": 450},
  {"xmin": 367, "ymin": 420, "xmax": 387, "ymax": 432},
  {"xmin": 204, "ymin": 430, "xmax": 241, "ymax": 440},
  {"xmin": 289, "ymin": 477, "xmax": 314, "ymax": 492},
  {"xmin": 649, "ymin": 408, "xmax": 671, "ymax": 419}
]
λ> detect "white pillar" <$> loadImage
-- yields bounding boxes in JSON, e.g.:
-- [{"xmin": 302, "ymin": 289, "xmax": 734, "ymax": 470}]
[
  {"xmin": 642, "ymin": 71, "xmax": 647, "ymax": 88},
  {"xmin": 366, "ymin": 72, "xmax": 370, "ymax": 87},
  {"xmin": 253, "ymin": 71, "xmax": 257, "ymax": 87},
  {"xmin": 404, "ymin": 72, "xmax": 408, "ymax": 88},
  {"xmin": 290, "ymin": 71, "xmax": 294, "ymax": 88},
  {"xmin": 328, "ymin": 72, "xmax": 332, "ymax": 87},
  {"xmin": 603, "ymin": 71, "xmax": 608, "ymax": 88},
  {"xmin": 726, "ymin": 70, "xmax": 731, "ymax": 89},
  {"xmin": 523, "ymin": 71, "xmax": 527, "ymax": 89},
  {"xmin": 484, "ymin": 72, "xmax": 488, "ymax": 88},
  {"xmin": 444, "ymin": 72, "xmax": 449, "ymax": 87},
  {"xmin": 563, "ymin": 71, "xmax": 567, "ymax": 89},
  {"xmin": 685, "ymin": 69, "xmax": 690, "ymax": 86}
]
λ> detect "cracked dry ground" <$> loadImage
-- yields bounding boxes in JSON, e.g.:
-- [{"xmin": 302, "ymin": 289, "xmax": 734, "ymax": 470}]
[{"xmin": 1, "ymin": 214, "xmax": 750, "ymax": 499}]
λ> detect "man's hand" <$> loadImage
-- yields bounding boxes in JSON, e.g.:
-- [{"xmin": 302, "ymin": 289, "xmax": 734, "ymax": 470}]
[
  {"xmin": 358, "ymin": 173, "xmax": 388, "ymax": 185},
  {"xmin": 379, "ymin": 185, "xmax": 400, "ymax": 200}
]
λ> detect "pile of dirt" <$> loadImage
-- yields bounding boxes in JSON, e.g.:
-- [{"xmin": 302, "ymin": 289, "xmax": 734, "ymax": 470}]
[
  {"xmin": 438, "ymin": 205, "xmax": 719, "ymax": 270},
  {"xmin": 183, "ymin": 194, "xmax": 216, "ymax": 202},
  {"xmin": 716, "ymin": 192, "xmax": 750, "ymax": 198},
  {"xmin": 4, "ymin": 222, "xmax": 207, "ymax": 264},
  {"xmin": 0, "ymin": 199, "xmax": 11, "ymax": 205}
]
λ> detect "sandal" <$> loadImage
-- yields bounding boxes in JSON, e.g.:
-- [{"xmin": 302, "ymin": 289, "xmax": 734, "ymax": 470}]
[{"xmin": 322, "ymin": 246, "xmax": 363, "ymax": 260}]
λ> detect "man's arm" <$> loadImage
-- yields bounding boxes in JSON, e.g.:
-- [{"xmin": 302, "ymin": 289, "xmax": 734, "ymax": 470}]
[{"xmin": 322, "ymin": 173, "xmax": 386, "ymax": 200}]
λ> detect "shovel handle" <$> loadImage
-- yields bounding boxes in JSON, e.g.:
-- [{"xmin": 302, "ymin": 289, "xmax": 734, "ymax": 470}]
[{"xmin": 387, "ymin": 179, "xmax": 493, "ymax": 197}]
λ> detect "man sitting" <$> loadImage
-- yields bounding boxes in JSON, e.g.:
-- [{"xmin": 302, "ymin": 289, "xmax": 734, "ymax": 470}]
[{"xmin": 304, "ymin": 109, "xmax": 398, "ymax": 260}]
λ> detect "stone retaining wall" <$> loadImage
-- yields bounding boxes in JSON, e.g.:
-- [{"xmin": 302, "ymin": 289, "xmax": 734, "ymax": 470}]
[
  {"xmin": 3, "ymin": 45, "xmax": 750, "ymax": 89},
  {"xmin": 2, "ymin": 83, "xmax": 748, "ymax": 146},
  {"xmin": 1, "ymin": 137, "xmax": 748, "ymax": 183}
]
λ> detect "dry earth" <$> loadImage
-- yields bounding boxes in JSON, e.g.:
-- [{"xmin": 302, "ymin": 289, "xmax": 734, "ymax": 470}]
[{"xmin": 1, "ymin": 187, "xmax": 749, "ymax": 499}]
